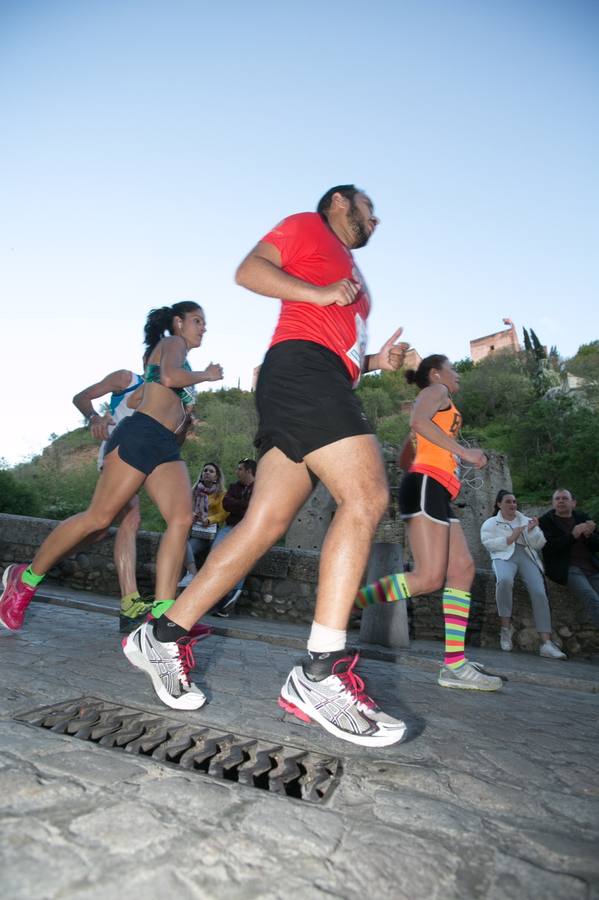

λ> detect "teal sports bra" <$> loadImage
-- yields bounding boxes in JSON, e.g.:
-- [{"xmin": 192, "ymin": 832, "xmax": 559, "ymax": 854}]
[{"xmin": 145, "ymin": 359, "xmax": 196, "ymax": 408}]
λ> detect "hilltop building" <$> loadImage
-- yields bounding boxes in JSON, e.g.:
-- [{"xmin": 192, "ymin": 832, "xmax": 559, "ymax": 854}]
[{"xmin": 470, "ymin": 318, "xmax": 520, "ymax": 363}]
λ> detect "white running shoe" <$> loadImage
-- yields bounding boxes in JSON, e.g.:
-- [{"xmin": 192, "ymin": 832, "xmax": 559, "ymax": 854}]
[
  {"xmin": 539, "ymin": 640, "xmax": 567, "ymax": 660},
  {"xmin": 122, "ymin": 622, "xmax": 206, "ymax": 710},
  {"xmin": 500, "ymin": 625, "xmax": 514, "ymax": 652},
  {"xmin": 278, "ymin": 650, "xmax": 407, "ymax": 747},
  {"xmin": 177, "ymin": 572, "xmax": 194, "ymax": 588},
  {"xmin": 438, "ymin": 661, "xmax": 503, "ymax": 691}
]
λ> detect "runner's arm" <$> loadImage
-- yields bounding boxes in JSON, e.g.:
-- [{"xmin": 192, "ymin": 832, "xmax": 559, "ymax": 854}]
[
  {"xmin": 363, "ymin": 327, "xmax": 409, "ymax": 372},
  {"xmin": 235, "ymin": 242, "xmax": 359, "ymax": 308},
  {"xmin": 72, "ymin": 369, "xmax": 133, "ymax": 420},
  {"xmin": 160, "ymin": 337, "xmax": 223, "ymax": 388},
  {"xmin": 73, "ymin": 370, "xmax": 134, "ymax": 438}
]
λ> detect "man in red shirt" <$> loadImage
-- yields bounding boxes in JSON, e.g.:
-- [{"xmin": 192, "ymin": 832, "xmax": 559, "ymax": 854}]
[{"xmin": 123, "ymin": 185, "xmax": 409, "ymax": 747}]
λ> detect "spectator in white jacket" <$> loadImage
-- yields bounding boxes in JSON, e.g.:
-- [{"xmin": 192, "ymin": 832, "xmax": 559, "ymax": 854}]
[{"xmin": 480, "ymin": 490, "xmax": 566, "ymax": 660}]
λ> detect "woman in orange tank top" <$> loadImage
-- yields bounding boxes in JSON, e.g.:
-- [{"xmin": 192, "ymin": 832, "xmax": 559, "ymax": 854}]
[{"xmin": 357, "ymin": 354, "xmax": 504, "ymax": 692}]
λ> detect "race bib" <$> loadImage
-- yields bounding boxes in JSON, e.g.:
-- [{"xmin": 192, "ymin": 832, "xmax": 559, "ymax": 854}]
[{"xmin": 346, "ymin": 312, "xmax": 368, "ymax": 386}]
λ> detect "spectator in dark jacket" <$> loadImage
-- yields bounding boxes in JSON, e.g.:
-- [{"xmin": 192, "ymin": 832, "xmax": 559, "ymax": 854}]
[
  {"xmin": 222, "ymin": 458, "xmax": 256, "ymax": 526},
  {"xmin": 539, "ymin": 489, "xmax": 599, "ymax": 626}
]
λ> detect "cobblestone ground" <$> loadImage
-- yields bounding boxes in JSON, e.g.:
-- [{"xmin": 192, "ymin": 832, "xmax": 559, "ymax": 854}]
[{"xmin": 1, "ymin": 603, "xmax": 598, "ymax": 900}]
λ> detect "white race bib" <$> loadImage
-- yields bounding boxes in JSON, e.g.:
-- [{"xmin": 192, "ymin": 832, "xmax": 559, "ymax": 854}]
[{"xmin": 346, "ymin": 312, "xmax": 368, "ymax": 386}]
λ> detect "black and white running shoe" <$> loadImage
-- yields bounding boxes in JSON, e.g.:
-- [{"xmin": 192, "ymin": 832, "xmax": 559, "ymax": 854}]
[
  {"xmin": 122, "ymin": 622, "xmax": 206, "ymax": 710},
  {"xmin": 279, "ymin": 650, "xmax": 407, "ymax": 747}
]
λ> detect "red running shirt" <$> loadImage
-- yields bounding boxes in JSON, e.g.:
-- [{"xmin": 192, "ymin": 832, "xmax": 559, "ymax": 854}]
[{"xmin": 261, "ymin": 212, "xmax": 371, "ymax": 385}]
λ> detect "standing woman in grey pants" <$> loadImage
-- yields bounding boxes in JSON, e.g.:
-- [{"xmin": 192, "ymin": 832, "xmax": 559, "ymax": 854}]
[{"xmin": 481, "ymin": 490, "xmax": 566, "ymax": 659}]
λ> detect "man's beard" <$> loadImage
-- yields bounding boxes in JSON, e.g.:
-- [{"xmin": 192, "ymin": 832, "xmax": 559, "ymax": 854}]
[{"xmin": 348, "ymin": 201, "xmax": 371, "ymax": 248}]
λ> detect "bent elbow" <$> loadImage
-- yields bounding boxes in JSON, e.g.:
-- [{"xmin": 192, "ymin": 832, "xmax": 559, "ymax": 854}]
[
  {"xmin": 160, "ymin": 372, "xmax": 175, "ymax": 389},
  {"xmin": 235, "ymin": 261, "xmax": 249, "ymax": 288}
]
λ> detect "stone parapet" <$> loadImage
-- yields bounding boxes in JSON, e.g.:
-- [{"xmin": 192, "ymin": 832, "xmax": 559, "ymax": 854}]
[
  {"xmin": 1, "ymin": 513, "xmax": 596, "ymax": 655},
  {"xmin": 0, "ymin": 514, "xmax": 319, "ymax": 626}
]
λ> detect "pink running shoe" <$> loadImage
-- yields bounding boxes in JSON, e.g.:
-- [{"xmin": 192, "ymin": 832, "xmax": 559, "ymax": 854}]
[{"xmin": 0, "ymin": 564, "xmax": 37, "ymax": 631}]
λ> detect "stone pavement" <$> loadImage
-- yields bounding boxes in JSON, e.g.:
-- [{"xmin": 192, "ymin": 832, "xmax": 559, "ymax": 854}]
[{"xmin": 1, "ymin": 595, "xmax": 598, "ymax": 900}]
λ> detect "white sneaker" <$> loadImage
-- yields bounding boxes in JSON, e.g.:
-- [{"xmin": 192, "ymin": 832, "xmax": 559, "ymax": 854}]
[
  {"xmin": 500, "ymin": 625, "xmax": 513, "ymax": 652},
  {"xmin": 177, "ymin": 572, "xmax": 194, "ymax": 588},
  {"xmin": 122, "ymin": 622, "xmax": 206, "ymax": 710},
  {"xmin": 438, "ymin": 661, "xmax": 503, "ymax": 691},
  {"xmin": 539, "ymin": 640, "xmax": 567, "ymax": 660},
  {"xmin": 279, "ymin": 650, "xmax": 407, "ymax": 747}
]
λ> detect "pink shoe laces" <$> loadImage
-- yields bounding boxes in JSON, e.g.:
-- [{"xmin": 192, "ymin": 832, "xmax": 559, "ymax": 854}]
[
  {"xmin": 332, "ymin": 652, "xmax": 375, "ymax": 709},
  {"xmin": 176, "ymin": 637, "xmax": 198, "ymax": 683}
]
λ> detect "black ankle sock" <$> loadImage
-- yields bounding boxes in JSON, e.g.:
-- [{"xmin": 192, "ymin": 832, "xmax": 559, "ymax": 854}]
[
  {"xmin": 303, "ymin": 648, "xmax": 350, "ymax": 681},
  {"xmin": 153, "ymin": 616, "xmax": 188, "ymax": 643}
]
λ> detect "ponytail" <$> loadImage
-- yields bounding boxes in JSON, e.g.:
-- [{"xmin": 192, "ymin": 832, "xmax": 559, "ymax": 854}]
[
  {"xmin": 143, "ymin": 301, "xmax": 203, "ymax": 362},
  {"xmin": 405, "ymin": 354, "xmax": 449, "ymax": 391}
]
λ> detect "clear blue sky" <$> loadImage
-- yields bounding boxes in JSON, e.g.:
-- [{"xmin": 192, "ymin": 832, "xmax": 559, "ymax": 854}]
[{"xmin": 1, "ymin": 0, "xmax": 597, "ymax": 464}]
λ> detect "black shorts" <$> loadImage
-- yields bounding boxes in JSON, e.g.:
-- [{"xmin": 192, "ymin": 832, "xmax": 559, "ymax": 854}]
[
  {"xmin": 398, "ymin": 472, "xmax": 458, "ymax": 526},
  {"xmin": 104, "ymin": 412, "xmax": 181, "ymax": 476},
  {"xmin": 254, "ymin": 340, "xmax": 373, "ymax": 463}
]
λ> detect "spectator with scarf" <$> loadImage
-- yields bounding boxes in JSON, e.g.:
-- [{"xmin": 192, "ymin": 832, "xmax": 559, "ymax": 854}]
[{"xmin": 178, "ymin": 462, "xmax": 228, "ymax": 587}]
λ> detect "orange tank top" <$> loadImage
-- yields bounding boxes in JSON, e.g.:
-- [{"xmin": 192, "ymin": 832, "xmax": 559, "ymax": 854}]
[{"xmin": 410, "ymin": 401, "xmax": 463, "ymax": 499}]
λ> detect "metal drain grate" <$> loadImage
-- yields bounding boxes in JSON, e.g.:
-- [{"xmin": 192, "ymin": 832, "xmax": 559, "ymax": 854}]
[{"xmin": 15, "ymin": 697, "xmax": 341, "ymax": 803}]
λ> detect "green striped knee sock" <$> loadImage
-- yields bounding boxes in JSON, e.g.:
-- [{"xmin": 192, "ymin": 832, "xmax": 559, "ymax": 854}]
[
  {"xmin": 443, "ymin": 588, "xmax": 471, "ymax": 670},
  {"xmin": 355, "ymin": 572, "xmax": 410, "ymax": 608}
]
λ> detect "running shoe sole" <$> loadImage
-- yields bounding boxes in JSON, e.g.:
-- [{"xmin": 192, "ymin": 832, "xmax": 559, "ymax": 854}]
[
  {"xmin": 437, "ymin": 674, "xmax": 502, "ymax": 691},
  {"xmin": 279, "ymin": 672, "xmax": 406, "ymax": 747},
  {"xmin": 121, "ymin": 634, "xmax": 206, "ymax": 710}
]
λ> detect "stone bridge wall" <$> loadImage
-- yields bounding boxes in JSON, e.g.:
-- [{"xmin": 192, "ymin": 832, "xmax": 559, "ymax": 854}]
[{"xmin": 1, "ymin": 505, "xmax": 597, "ymax": 657}]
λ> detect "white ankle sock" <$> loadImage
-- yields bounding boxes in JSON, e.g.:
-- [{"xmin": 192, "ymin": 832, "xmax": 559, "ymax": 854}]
[{"xmin": 307, "ymin": 621, "xmax": 347, "ymax": 653}]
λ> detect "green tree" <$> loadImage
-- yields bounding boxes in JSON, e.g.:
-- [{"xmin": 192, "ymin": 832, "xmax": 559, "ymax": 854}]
[
  {"xmin": 504, "ymin": 395, "xmax": 599, "ymax": 513},
  {"xmin": 376, "ymin": 413, "xmax": 410, "ymax": 449},
  {"xmin": 0, "ymin": 470, "xmax": 40, "ymax": 516},
  {"xmin": 458, "ymin": 353, "xmax": 534, "ymax": 428},
  {"xmin": 358, "ymin": 385, "xmax": 394, "ymax": 427},
  {"xmin": 567, "ymin": 341, "xmax": 599, "ymax": 384},
  {"xmin": 454, "ymin": 358, "xmax": 473, "ymax": 374}
]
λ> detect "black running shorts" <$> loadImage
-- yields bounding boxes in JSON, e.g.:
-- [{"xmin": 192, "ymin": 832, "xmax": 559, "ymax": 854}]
[
  {"xmin": 254, "ymin": 340, "xmax": 373, "ymax": 463},
  {"xmin": 104, "ymin": 412, "xmax": 181, "ymax": 475},
  {"xmin": 398, "ymin": 472, "xmax": 459, "ymax": 526}
]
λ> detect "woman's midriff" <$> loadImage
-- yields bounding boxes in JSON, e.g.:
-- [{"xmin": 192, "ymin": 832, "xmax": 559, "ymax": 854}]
[{"xmin": 136, "ymin": 382, "xmax": 187, "ymax": 433}]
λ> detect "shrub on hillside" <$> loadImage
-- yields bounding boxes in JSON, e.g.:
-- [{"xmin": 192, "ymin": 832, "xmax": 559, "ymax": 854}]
[{"xmin": 0, "ymin": 469, "xmax": 40, "ymax": 516}]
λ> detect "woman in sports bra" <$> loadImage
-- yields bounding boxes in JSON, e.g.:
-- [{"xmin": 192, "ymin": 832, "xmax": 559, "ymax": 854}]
[
  {"xmin": 356, "ymin": 354, "xmax": 504, "ymax": 692},
  {"xmin": 0, "ymin": 301, "xmax": 223, "ymax": 638}
]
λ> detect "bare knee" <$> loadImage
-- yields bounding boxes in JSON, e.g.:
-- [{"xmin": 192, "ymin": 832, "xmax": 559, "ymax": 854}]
[
  {"xmin": 243, "ymin": 509, "xmax": 289, "ymax": 547},
  {"xmin": 167, "ymin": 510, "xmax": 193, "ymax": 532},
  {"xmin": 338, "ymin": 483, "xmax": 389, "ymax": 528},
  {"xmin": 447, "ymin": 556, "xmax": 475, "ymax": 587},
  {"xmin": 416, "ymin": 571, "xmax": 447, "ymax": 594},
  {"xmin": 85, "ymin": 510, "xmax": 115, "ymax": 532}
]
